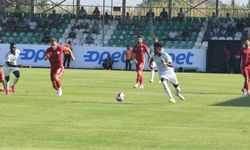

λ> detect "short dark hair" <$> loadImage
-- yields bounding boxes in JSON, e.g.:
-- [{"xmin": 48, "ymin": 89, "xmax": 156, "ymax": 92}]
[
  {"xmin": 154, "ymin": 42, "xmax": 163, "ymax": 48},
  {"xmin": 10, "ymin": 42, "xmax": 16, "ymax": 48},
  {"xmin": 50, "ymin": 38, "xmax": 57, "ymax": 43},
  {"xmin": 137, "ymin": 36, "xmax": 143, "ymax": 39}
]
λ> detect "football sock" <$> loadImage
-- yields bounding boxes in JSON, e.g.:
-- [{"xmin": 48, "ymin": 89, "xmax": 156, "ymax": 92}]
[
  {"xmin": 244, "ymin": 81, "xmax": 249, "ymax": 91},
  {"xmin": 150, "ymin": 70, "xmax": 154, "ymax": 81},
  {"xmin": 162, "ymin": 80, "xmax": 174, "ymax": 99},
  {"xmin": 12, "ymin": 77, "xmax": 19, "ymax": 86},
  {"xmin": 175, "ymin": 86, "xmax": 181, "ymax": 94},
  {"xmin": 52, "ymin": 81, "xmax": 58, "ymax": 90},
  {"xmin": 56, "ymin": 80, "xmax": 61, "ymax": 89},
  {"xmin": 139, "ymin": 74, "xmax": 143, "ymax": 84},
  {"xmin": 3, "ymin": 81, "xmax": 8, "ymax": 90},
  {"xmin": 136, "ymin": 73, "xmax": 140, "ymax": 83}
]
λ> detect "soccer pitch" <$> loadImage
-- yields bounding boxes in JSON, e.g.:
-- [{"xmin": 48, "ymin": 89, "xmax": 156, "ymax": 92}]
[{"xmin": 0, "ymin": 68, "xmax": 250, "ymax": 150}]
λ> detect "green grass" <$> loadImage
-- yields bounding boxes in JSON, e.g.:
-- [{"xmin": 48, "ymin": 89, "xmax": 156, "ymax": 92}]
[{"xmin": 0, "ymin": 68, "xmax": 250, "ymax": 150}]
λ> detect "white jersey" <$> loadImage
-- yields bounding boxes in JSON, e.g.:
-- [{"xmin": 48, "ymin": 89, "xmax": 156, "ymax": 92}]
[
  {"xmin": 3, "ymin": 49, "xmax": 20, "ymax": 67},
  {"xmin": 153, "ymin": 52, "xmax": 174, "ymax": 73},
  {"xmin": 3, "ymin": 49, "xmax": 21, "ymax": 76},
  {"xmin": 153, "ymin": 52, "xmax": 178, "ymax": 84}
]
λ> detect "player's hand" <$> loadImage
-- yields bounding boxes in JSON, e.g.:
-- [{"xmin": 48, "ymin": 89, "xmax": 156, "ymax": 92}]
[
  {"xmin": 71, "ymin": 56, "xmax": 75, "ymax": 61},
  {"xmin": 45, "ymin": 55, "xmax": 50, "ymax": 60}
]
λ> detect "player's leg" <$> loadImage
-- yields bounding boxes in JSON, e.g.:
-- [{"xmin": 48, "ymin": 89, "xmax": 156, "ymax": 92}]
[
  {"xmin": 54, "ymin": 68, "xmax": 64, "ymax": 96},
  {"xmin": 3, "ymin": 67, "xmax": 11, "ymax": 95},
  {"xmin": 149, "ymin": 61, "xmax": 156, "ymax": 83},
  {"xmin": 150, "ymin": 69, "xmax": 155, "ymax": 83},
  {"xmin": 134, "ymin": 70, "xmax": 140, "ymax": 88},
  {"xmin": 242, "ymin": 67, "xmax": 249, "ymax": 95},
  {"xmin": 66, "ymin": 55, "xmax": 71, "ymax": 68},
  {"xmin": 125, "ymin": 60, "xmax": 128, "ymax": 70},
  {"xmin": 0, "ymin": 70, "xmax": 4, "ymax": 91},
  {"xmin": 63, "ymin": 57, "xmax": 66, "ymax": 68},
  {"xmin": 138, "ymin": 63, "xmax": 145, "ymax": 88},
  {"xmin": 4, "ymin": 76, "xmax": 10, "ymax": 95},
  {"xmin": 169, "ymin": 72, "xmax": 185, "ymax": 100},
  {"xmin": 51, "ymin": 69, "xmax": 58, "ymax": 90},
  {"xmin": 11, "ymin": 70, "xmax": 20, "ymax": 93},
  {"xmin": 245, "ymin": 67, "xmax": 250, "ymax": 95},
  {"xmin": 160, "ymin": 77, "xmax": 176, "ymax": 103},
  {"xmin": 134, "ymin": 63, "xmax": 140, "ymax": 88},
  {"xmin": 138, "ymin": 70, "xmax": 144, "ymax": 88},
  {"xmin": 128, "ymin": 60, "xmax": 131, "ymax": 70}
]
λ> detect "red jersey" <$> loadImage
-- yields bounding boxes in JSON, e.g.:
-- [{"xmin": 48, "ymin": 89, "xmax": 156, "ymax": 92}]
[
  {"xmin": 132, "ymin": 43, "xmax": 149, "ymax": 63},
  {"xmin": 46, "ymin": 46, "xmax": 66, "ymax": 69},
  {"xmin": 236, "ymin": 48, "xmax": 250, "ymax": 68}
]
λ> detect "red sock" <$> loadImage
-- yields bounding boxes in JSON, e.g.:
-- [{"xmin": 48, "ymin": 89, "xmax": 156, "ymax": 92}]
[
  {"xmin": 139, "ymin": 74, "xmax": 143, "ymax": 84},
  {"xmin": 52, "ymin": 81, "xmax": 58, "ymax": 90},
  {"xmin": 136, "ymin": 73, "xmax": 140, "ymax": 83},
  {"xmin": 56, "ymin": 80, "xmax": 61, "ymax": 89}
]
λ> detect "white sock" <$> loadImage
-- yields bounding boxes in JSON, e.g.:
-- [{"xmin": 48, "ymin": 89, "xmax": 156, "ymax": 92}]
[
  {"xmin": 162, "ymin": 80, "xmax": 174, "ymax": 99},
  {"xmin": 4, "ymin": 81, "xmax": 8, "ymax": 90},
  {"xmin": 175, "ymin": 86, "xmax": 180, "ymax": 94},
  {"xmin": 12, "ymin": 77, "xmax": 19, "ymax": 86},
  {"xmin": 150, "ymin": 69, "xmax": 155, "ymax": 81}
]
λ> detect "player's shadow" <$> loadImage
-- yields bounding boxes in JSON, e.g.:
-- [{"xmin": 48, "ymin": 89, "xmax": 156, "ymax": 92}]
[{"xmin": 212, "ymin": 96, "xmax": 250, "ymax": 107}]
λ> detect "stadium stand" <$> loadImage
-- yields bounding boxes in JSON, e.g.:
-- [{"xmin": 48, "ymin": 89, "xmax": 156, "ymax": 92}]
[
  {"xmin": 0, "ymin": 9, "xmax": 247, "ymax": 49},
  {"xmin": 0, "ymin": 12, "xmax": 73, "ymax": 44}
]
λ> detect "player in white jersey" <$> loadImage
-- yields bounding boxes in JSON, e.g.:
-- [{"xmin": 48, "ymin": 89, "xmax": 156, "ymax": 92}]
[
  {"xmin": 149, "ymin": 42, "xmax": 184, "ymax": 103},
  {"xmin": 149, "ymin": 38, "xmax": 158, "ymax": 83},
  {"xmin": 3, "ymin": 43, "xmax": 22, "ymax": 95}
]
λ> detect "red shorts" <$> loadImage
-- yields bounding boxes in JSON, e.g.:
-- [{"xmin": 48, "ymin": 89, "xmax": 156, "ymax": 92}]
[
  {"xmin": 50, "ymin": 68, "xmax": 64, "ymax": 81},
  {"xmin": 0, "ymin": 70, "xmax": 3, "ymax": 82},
  {"xmin": 241, "ymin": 66, "xmax": 250, "ymax": 78},
  {"xmin": 136, "ymin": 62, "xmax": 145, "ymax": 71}
]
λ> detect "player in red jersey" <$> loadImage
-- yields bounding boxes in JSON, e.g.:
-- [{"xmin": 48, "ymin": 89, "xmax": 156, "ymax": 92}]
[
  {"xmin": 45, "ymin": 38, "xmax": 75, "ymax": 96},
  {"xmin": 132, "ymin": 36, "xmax": 150, "ymax": 88},
  {"xmin": 235, "ymin": 38, "xmax": 250, "ymax": 96}
]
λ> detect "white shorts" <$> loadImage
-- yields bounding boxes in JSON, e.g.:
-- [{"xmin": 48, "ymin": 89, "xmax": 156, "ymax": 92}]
[
  {"xmin": 3, "ymin": 66, "xmax": 19, "ymax": 77},
  {"xmin": 158, "ymin": 69, "xmax": 178, "ymax": 85}
]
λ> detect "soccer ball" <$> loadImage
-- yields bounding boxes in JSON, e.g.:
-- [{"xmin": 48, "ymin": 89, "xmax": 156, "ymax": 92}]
[{"xmin": 116, "ymin": 92, "xmax": 125, "ymax": 102}]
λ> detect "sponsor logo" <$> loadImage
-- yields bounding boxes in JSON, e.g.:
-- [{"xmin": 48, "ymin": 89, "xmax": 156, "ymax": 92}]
[
  {"xmin": 20, "ymin": 49, "xmax": 45, "ymax": 62},
  {"xmin": 168, "ymin": 52, "xmax": 194, "ymax": 65},
  {"xmin": 83, "ymin": 50, "xmax": 126, "ymax": 64}
]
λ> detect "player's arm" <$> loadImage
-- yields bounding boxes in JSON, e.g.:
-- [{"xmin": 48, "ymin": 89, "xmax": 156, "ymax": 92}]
[
  {"xmin": 63, "ymin": 47, "xmax": 75, "ymax": 60},
  {"xmin": 5, "ymin": 54, "xmax": 22, "ymax": 67},
  {"xmin": 164, "ymin": 53, "xmax": 174, "ymax": 68},
  {"xmin": 132, "ymin": 47, "xmax": 138, "ymax": 64},
  {"xmin": 148, "ymin": 57, "xmax": 154, "ymax": 69},
  {"xmin": 166, "ymin": 62, "xmax": 174, "ymax": 68},
  {"xmin": 145, "ymin": 45, "xmax": 151, "ymax": 62},
  {"xmin": 235, "ymin": 50, "xmax": 241, "ymax": 59},
  {"xmin": 44, "ymin": 49, "xmax": 50, "ymax": 61}
]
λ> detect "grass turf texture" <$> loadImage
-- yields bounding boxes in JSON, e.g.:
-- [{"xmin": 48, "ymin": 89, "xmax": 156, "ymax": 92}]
[{"xmin": 0, "ymin": 68, "xmax": 250, "ymax": 150}]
